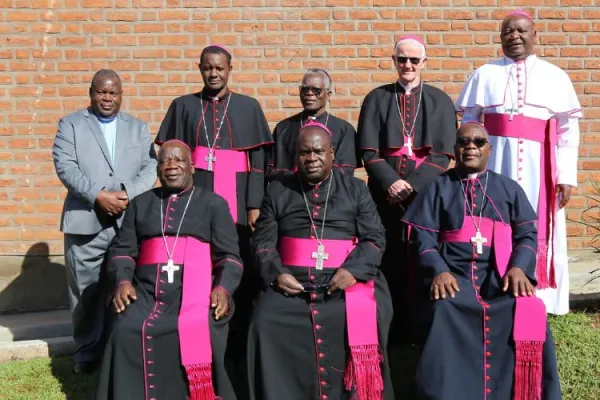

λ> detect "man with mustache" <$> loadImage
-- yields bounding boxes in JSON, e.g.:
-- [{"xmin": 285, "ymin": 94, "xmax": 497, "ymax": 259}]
[
  {"xmin": 97, "ymin": 140, "xmax": 243, "ymax": 400},
  {"xmin": 403, "ymin": 123, "xmax": 561, "ymax": 399},
  {"xmin": 356, "ymin": 36, "xmax": 457, "ymax": 345},
  {"xmin": 53, "ymin": 69, "xmax": 157, "ymax": 374},
  {"xmin": 155, "ymin": 45, "xmax": 273, "ymax": 393},
  {"xmin": 267, "ymin": 68, "xmax": 358, "ymax": 182},
  {"xmin": 456, "ymin": 10, "xmax": 582, "ymax": 315},
  {"xmin": 248, "ymin": 122, "xmax": 394, "ymax": 400}
]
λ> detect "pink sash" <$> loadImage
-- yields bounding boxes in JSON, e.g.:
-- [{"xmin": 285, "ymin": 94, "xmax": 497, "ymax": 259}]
[
  {"xmin": 438, "ymin": 219, "xmax": 547, "ymax": 400},
  {"xmin": 278, "ymin": 237, "xmax": 383, "ymax": 400},
  {"xmin": 192, "ymin": 146, "xmax": 249, "ymax": 223},
  {"xmin": 484, "ymin": 113, "xmax": 558, "ymax": 289},
  {"xmin": 138, "ymin": 237, "xmax": 216, "ymax": 400},
  {"xmin": 383, "ymin": 146, "xmax": 427, "ymax": 170}
]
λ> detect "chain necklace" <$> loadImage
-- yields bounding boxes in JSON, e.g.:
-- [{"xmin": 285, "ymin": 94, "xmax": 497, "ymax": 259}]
[
  {"xmin": 301, "ymin": 110, "xmax": 330, "ymax": 128},
  {"xmin": 199, "ymin": 93, "xmax": 231, "ymax": 171},
  {"xmin": 394, "ymin": 81, "xmax": 423, "ymax": 156},
  {"xmin": 159, "ymin": 187, "xmax": 195, "ymax": 283},
  {"xmin": 300, "ymin": 174, "xmax": 333, "ymax": 270},
  {"xmin": 457, "ymin": 171, "xmax": 489, "ymax": 255},
  {"xmin": 503, "ymin": 56, "xmax": 537, "ymax": 121}
]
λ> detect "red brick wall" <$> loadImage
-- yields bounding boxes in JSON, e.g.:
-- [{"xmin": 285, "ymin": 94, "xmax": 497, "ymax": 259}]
[{"xmin": 1, "ymin": 1, "xmax": 598, "ymax": 255}]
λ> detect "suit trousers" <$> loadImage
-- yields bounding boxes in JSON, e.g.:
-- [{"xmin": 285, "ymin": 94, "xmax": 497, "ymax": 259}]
[{"xmin": 64, "ymin": 226, "xmax": 116, "ymax": 364}]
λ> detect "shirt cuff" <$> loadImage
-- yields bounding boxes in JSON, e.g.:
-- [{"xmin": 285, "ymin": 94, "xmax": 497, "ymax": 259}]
[{"xmin": 556, "ymin": 146, "xmax": 578, "ymax": 187}]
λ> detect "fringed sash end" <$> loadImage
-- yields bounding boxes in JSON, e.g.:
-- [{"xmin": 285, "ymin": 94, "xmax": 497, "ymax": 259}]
[
  {"xmin": 513, "ymin": 341, "xmax": 544, "ymax": 400},
  {"xmin": 343, "ymin": 344, "xmax": 384, "ymax": 400},
  {"xmin": 185, "ymin": 363, "xmax": 217, "ymax": 400}
]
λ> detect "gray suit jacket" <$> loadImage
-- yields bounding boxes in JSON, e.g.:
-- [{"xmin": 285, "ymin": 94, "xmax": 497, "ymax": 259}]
[{"xmin": 53, "ymin": 108, "xmax": 157, "ymax": 235}]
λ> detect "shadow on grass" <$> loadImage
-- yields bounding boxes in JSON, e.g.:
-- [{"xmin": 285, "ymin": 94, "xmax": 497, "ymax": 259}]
[{"xmin": 50, "ymin": 356, "xmax": 99, "ymax": 400}]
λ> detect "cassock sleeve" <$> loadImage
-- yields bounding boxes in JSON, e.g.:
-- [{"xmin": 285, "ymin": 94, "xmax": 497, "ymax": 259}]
[
  {"xmin": 247, "ymin": 145, "xmax": 266, "ymax": 209},
  {"xmin": 210, "ymin": 195, "xmax": 244, "ymax": 296},
  {"xmin": 340, "ymin": 182, "xmax": 385, "ymax": 281},
  {"xmin": 252, "ymin": 187, "xmax": 292, "ymax": 288},
  {"xmin": 265, "ymin": 126, "xmax": 276, "ymax": 180},
  {"xmin": 334, "ymin": 123, "xmax": 358, "ymax": 176},
  {"xmin": 404, "ymin": 153, "xmax": 451, "ymax": 193},
  {"xmin": 402, "ymin": 183, "xmax": 451, "ymax": 277},
  {"xmin": 357, "ymin": 92, "xmax": 402, "ymax": 191},
  {"xmin": 106, "ymin": 198, "xmax": 139, "ymax": 287},
  {"xmin": 555, "ymin": 112, "xmax": 580, "ymax": 188},
  {"xmin": 509, "ymin": 184, "xmax": 538, "ymax": 283}
]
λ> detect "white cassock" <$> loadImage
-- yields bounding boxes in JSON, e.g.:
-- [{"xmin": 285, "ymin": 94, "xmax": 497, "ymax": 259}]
[{"xmin": 456, "ymin": 54, "xmax": 582, "ymax": 315}]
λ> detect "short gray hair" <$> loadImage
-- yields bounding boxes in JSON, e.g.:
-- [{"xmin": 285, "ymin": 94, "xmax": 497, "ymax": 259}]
[
  {"xmin": 394, "ymin": 39, "xmax": 426, "ymax": 58},
  {"xmin": 302, "ymin": 68, "xmax": 332, "ymax": 90}
]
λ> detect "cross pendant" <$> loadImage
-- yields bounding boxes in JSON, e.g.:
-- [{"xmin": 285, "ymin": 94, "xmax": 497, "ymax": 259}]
[
  {"xmin": 205, "ymin": 150, "xmax": 216, "ymax": 172},
  {"xmin": 470, "ymin": 230, "xmax": 488, "ymax": 255},
  {"xmin": 161, "ymin": 259, "xmax": 179, "ymax": 284},
  {"xmin": 404, "ymin": 136, "xmax": 413, "ymax": 157},
  {"xmin": 311, "ymin": 244, "xmax": 329, "ymax": 271}
]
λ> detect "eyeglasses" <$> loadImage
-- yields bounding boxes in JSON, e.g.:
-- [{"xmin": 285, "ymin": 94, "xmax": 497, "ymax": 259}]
[
  {"xmin": 456, "ymin": 137, "xmax": 489, "ymax": 148},
  {"xmin": 395, "ymin": 56, "xmax": 423, "ymax": 65},
  {"xmin": 299, "ymin": 86, "xmax": 325, "ymax": 96}
]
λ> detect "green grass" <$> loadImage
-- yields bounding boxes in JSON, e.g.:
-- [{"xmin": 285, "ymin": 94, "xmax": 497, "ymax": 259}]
[{"xmin": 0, "ymin": 312, "xmax": 598, "ymax": 400}]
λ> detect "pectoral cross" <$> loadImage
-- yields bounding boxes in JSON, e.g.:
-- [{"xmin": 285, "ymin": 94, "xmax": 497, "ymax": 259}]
[
  {"xmin": 470, "ymin": 230, "xmax": 488, "ymax": 255},
  {"xmin": 161, "ymin": 259, "xmax": 179, "ymax": 283},
  {"xmin": 205, "ymin": 150, "xmax": 216, "ymax": 172},
  {"xmin": 311, "ymin": 244, "xmax": 329, "ymax": 270},
  {"xmin": 404, "ymin": 136, "xmax": 413, "ymax": 156}
]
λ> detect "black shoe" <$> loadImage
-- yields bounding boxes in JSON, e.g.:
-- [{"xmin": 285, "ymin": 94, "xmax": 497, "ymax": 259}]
[{"xmin": 73, "ymin": 361, "xmax": 97, "ymax": 374}]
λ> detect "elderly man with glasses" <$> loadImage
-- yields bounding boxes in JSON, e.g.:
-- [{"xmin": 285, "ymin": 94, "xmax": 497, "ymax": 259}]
[
  {"xmin": 266, "ymin": 68, "xmax": 358, "ymax": 182},
  {"xmin": 356, "ymin": 36, "xmax": 457, "ymax": 346}
]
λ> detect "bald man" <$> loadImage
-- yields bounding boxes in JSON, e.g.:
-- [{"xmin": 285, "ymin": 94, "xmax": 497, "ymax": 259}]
[
  {"xmin": 53, "ymin": 69, "xmax": 157, "ymax": 373},
  {"xmin": 357, "ymin": 35, "xmax": 457, "ymax": 345},
  {"xmin": 267, "ymin": 68, "xmax": 358, "ymax": 182},
  {"xmin": 249, "ymin": 122, "xmax": 394, "ymax": 400},
  {"xmin": 403, "ymin": 123, "xmax": 561, "ymax": 399},
  {"xmin": 456, "ymin": 10, "xmax": 582, "ymax": 315},
  {"xmin": 97, "ymin": 140, "xmax": 242, "ymax": 400}
]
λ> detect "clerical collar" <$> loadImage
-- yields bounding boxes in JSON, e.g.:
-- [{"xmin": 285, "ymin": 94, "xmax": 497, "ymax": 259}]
[
  {"xmin": 503, "ymin": 54, "xmax": 536, "ymax": 67},
  {"xmin": 459, "ymin": 168, "xmax": 487, "ymax": 180},
  {"xmin": 201, "ymin": 89, "xmax": 231, "ymax": 102},
  {"xmin": 301, "ymin": 171, "xmax": 332, "ymax": 189},
  {"xmin": 163, "ymin": 184, "xmax": 194, "ymax": 198},
  {"xmin": 397, "ymin": 80, "xmax": 421, "ymax": 95},
  {"xmin": 93, "ymin": 112, "xmax": 118, "ymax": 124}
]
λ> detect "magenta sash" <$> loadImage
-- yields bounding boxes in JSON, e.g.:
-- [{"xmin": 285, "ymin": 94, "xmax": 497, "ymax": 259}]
[
  {"xmin": 438, "ymin": 216, "xmax": 512, "ymax": 278},
  {"xmin": 513, "ymin": 297, "xmax": 546, "ymax": 400},
  {"xmin": 192, "ymin": 146, "xmax": 249, "ymax": 223},
  {"xmin": 278, "ymin": 237, "xmax": 383, "ymax": 400},
  {"xmin": 484, "ymin": 113, "xmax": 558, "ymax": 289},
  {"xmin": 137, "ymin": 237, "xmax": 216, "ymax": 400},
  {"xmin": 383, "ymin": 146, "xmax": 427, "ymax": 170}
]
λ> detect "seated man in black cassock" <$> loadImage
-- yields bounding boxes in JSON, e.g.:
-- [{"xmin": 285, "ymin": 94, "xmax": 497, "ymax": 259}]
[
  {"xmin": 248, "ymin": 122, "xmax": 394, "ymax": 400},
  {"xmin": 402, "ymin": 123, "xmax": 561, "ymax": 400},
  {"xmin": 356, "ymin": 35, "xmax": 457, "ymax": 344},
  {"xmin": 97, "ymin": 139, "xmax": 243, "ymax": 400},
  {"xmin": 266, "ymin": 68, "xmax": 358, "ymax": 182}
]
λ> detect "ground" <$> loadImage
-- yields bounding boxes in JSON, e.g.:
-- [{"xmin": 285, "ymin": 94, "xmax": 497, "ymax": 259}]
[{"xmin": 0, "ymin": 313, "xmax": 599, "ymax": 400}]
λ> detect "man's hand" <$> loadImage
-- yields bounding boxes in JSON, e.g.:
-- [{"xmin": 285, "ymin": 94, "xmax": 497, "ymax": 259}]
[
  {"xmin": 387, "ymin": 179, "xmax": 413, "ymax": 204},
  {"xmin": 248, "ymin": 208, "xmax": 260, "ymax": 232},
  {"xmin": 113, "ymin": 282, "xmax": 137, "ymax": 313},
  {"xmin": 275, "ymin": 273, "xmax": 304, "ymax": 295},
  {"xmin": 431, "ymin": 272, "xmax": 460, "ymax": 300},
  {"xmin": 556, "ymin": 184, "xmax": 572, "ymax": 209},
  {"xmin": 327, "ymin": 268, "xmax": 357, "ymax": 294},
  {"xmin": 502, "ymin": 267, "xmax": 535, "ymax": 297},
  {"xmin": 96, "ymin": 190, "xmax": 128, "ymax": 216},
  {"xmin": 211, "ymin": 287, "xmax": 229, "ymax": 320}
]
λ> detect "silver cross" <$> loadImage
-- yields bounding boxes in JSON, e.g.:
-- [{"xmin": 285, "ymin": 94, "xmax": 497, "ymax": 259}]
[
  {"xmin": 205, "ymin": 150, "xmax": 216, "ymax": 172},
  {"xmin": 161, "ymin": 259, "xmax": 179, "ymax": 284},
  {"xmin": 311, "ymin": 244, "xmax": 329, "ymax": 270},
  {"xmin": 470, "ymin": 230, "xmax": 488, "ymax": 255}
]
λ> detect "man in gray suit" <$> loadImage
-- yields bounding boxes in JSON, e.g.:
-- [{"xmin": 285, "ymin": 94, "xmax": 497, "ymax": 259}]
[{"xmin": 53, "ymin": 69, "xmax": 157, "ymax": 373}]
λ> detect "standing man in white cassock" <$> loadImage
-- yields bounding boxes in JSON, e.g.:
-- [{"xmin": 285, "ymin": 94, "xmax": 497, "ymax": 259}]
[{"xmin": 456, "ymin": 10, "xmax": 582, "ymax": 315}]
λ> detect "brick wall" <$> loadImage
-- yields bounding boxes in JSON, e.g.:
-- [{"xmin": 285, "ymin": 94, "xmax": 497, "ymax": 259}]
[{"xmin": 1, "ymin": 1, "xmax": 599, "ymax": 256}]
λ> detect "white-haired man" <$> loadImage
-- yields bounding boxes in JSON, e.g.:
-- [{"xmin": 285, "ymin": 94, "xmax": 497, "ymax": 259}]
[
  {"xmin": 357, "ymin": 35, "xmax": 457, "ymax": 345},
  {"xmin": 267, "ymin": 68, "xmax": 358, "ymax": 182}
]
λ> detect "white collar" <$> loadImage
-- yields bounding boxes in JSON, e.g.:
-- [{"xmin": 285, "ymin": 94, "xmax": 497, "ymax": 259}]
[
  {"xmin": 503, "ymin": 54, "xmax": 536, "ymax": 68},
  {"xmin": 397, "ymin": 80, "xmax": 420, "ymax": 94}
]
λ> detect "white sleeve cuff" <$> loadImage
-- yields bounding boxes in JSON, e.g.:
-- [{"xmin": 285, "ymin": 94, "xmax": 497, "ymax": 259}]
[{"xmin": 556, "ymin": 146, "xmax": 578, "ymax": 187}]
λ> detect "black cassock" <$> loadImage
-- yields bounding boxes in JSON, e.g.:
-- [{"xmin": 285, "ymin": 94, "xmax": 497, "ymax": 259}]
[
  {"xmin": 156, "ymin": 91, "xmax": 273, "ymax": 230},
  {"xmin": 97, "ymin": 187, "xmax": 243, "ymax": 400},
  {"xmin": 402, "ymin": 170, "xmax": 561, "ymax": 400},
  {"xmin": 357, "ymin": 82, "xmax": 457, "ymax": 343},
  {"xmin": 266, "ymin": 111, "xmax": 358, "ymax": 182},
  {"xmin": 248, "ymin": 171, "xmax": 394, "ymax": 400}
]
